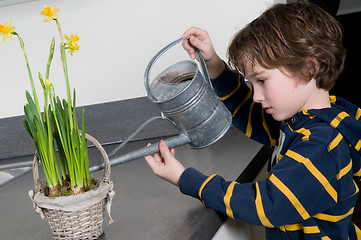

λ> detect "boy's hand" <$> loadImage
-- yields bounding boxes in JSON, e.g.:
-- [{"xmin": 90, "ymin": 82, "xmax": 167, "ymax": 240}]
[
  {"xmin": 182, "ymin": 27, "xmax": 215, "ymax": 61},
  {"xmin": 182, "ymin": 27, "xmax": 225, "ymax": 78},
  {"xmin": 145, "ymin": 140, "xmax": 185, "ymax": 186}
]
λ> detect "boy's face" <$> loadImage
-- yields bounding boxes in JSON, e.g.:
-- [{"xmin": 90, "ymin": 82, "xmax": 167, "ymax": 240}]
[{"xmin": 244, "ymin": 61, "xmax": 318, "ymax": 121}]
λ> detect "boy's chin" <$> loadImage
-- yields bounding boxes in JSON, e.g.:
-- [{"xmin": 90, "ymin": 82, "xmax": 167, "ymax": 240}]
[{"xmin": 270, "ymin": 113, "xmax": 288, "ymax": 122}]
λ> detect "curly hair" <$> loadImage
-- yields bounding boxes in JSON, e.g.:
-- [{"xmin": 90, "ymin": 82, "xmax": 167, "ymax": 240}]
[{"xmin": 227, "ymin": 1, "xmax": 346, "ymax": 90}]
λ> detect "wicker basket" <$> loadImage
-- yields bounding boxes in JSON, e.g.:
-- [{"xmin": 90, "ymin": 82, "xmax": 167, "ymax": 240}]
[{"xmin": 28, "ymin": 133, "xmax": 115, "ymax": 240}]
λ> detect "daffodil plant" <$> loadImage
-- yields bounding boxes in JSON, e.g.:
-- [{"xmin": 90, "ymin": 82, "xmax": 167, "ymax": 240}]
[{"xmin": 1, "ymin": 5, "xmax": 90, "ymax": 196}]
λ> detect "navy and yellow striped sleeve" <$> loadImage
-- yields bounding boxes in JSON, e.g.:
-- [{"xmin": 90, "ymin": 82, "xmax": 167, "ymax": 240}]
[
  {"xmin": 179, "ymin": 140, "xmax": 350, "ymax": 228},
  {"xmin": 211, "ymin": 67, "xmax": 279, "ymax": 147}
]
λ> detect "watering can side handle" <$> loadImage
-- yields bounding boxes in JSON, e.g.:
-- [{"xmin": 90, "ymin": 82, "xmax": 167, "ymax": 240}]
[
  {"xmin": 144, "ymin": 38, "xmax": 187, "ymax": 102},
  {"xmin": 196, "ymin": 49, "xmax": 212, "ymax": 89},
  {"xmin": 144, "ymin": 38, "xmax": 213, "ymax": 101}
]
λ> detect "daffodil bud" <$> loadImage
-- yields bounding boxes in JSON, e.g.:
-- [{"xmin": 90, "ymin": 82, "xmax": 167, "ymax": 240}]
[
  {"xmin": 38, "ymin": 72, "xmax": 45, "ymax": 89},
  {"xmin": 50, "ymin": 37, "xmax": 55, "ymax": 54},
  {"xmin": 50, "ymin": 84, "xmax": 55, "ymax": 98},
  {"xmin": 47, "ymin": 37, "xmax": 55, "ymax": 73},
  {"xmin": 45, "ymin": 79, "xmax": 51, "ymax": 88}
]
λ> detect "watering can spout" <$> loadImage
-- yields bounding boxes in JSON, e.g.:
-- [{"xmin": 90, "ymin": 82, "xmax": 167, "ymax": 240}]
[{"xmin": 89, "ymin": 134, "xmax": 190, "ymax": 173}]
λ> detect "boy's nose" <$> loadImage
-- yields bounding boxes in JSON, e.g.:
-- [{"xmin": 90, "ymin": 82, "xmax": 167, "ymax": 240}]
[{"xmin": 252, "ymin": 87, "xmax": 264, "ymax": 103}]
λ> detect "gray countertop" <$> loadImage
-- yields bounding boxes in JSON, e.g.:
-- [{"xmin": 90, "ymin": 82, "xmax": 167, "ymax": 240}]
[{"xmin": 0, "ymin": 97, "xmax": 266, "ymax": 240}]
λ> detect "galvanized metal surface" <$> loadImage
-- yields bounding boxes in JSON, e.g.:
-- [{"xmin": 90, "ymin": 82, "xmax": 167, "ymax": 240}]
[{"xmin": 144, "ymin": 38, "xmax": 232, "ymax": 149}]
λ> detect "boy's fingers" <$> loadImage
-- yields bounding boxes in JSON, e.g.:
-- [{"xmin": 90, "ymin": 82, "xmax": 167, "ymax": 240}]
[
  {"xmin": 181, "ymin": 26, "xmax": 198, "ymax": 38},
  {"xmin": 170, "ymin": 148, "xmax": 175, "ymax": 157},
  {"xmin": 144, "ymin": 154, "xmax": 155, "ymax": 169},
  {"xmin": 182, "ymin": 40, "xmax": 196, "ymax": 59},
  {"xmin": 158, "ymin": 140, "xmax": 174, "ymax": 160},
  {"xmin": 145, "ymin": 143, "xmax": 159, "ymax": 168}
]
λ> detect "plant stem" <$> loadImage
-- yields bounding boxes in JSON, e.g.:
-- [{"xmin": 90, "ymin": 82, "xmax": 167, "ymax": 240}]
[
  {"xmin": 55, "ymin": 19, "xmax": 73, "ymax": 130},
  {"xmin": 13, "ymin": 32, "xmax": 40, "ymax": 117}
]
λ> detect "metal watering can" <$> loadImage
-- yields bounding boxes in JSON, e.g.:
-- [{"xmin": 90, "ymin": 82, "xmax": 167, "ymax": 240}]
[
  {"xmin": 144, "ymin": 38, "xmax": 232, "ymax": 148},
  {"xmin": 90, "ymin": 39, "xmax": 232, "ymax": 172}
]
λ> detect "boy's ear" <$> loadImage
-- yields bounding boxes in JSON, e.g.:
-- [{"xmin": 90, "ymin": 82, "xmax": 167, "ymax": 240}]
[
  {"xmin": 310, "ymin": 57, "xmax": 319, "ymax": 74},
  {"xmin": 307, "ymin": 57, "xmax": 319, "ymax": 79}
]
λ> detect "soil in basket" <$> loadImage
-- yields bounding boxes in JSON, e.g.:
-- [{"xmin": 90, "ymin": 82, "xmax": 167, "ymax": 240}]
[{"xmin": 40, "ymin": 178, "xmax": 100, "ymax": 198}]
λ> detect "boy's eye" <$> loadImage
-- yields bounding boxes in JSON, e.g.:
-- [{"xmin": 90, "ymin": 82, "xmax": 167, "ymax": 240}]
[{"xmin": 257, "ymin": 79, "xmax": 265, "ymax": 84}]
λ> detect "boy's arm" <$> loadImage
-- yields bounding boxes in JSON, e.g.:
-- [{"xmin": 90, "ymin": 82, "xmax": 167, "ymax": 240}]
[{"xmin": 179, "ymin": 141, "xmax": 343, "ymax": 227}]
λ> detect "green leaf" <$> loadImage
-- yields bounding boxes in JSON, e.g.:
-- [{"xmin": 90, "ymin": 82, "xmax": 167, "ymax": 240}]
[{"xmin": 22, "ymin": 119, "xmax": 34, "ymax": 139}]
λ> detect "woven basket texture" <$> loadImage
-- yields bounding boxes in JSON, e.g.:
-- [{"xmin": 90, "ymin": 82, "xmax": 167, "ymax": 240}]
[
  {"xmin": 30, "ymin": 133, "xmax": 113, "ymax": 240},
  {"xmin": 44, "ymin": 199, "xmax": 105, "ymax": 240}
]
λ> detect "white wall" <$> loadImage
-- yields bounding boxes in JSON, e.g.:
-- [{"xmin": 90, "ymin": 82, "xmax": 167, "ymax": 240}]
[{"xmin": 0, "ymin": 0, "xmax": 281, "ymax": 118}]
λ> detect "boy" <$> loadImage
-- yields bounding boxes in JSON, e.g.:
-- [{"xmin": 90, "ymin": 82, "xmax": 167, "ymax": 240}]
[{"xmin": 145, "ymin": 2, "xmax": 361, "ymax": 239}]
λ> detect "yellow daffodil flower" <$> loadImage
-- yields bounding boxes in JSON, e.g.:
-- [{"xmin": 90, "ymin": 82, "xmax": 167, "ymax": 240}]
[
  {"xmin": 39, "ymin": 5, "xmax": 59, "ymax": 22},
  {"xmin": 45, "ymin": 79, "xmax": 51, "ymax": 88},
  {"xmin": 64, "ymin": 34, "xmax": 80, "ymax": 56},
  {"xmin": 0, "ymin": 20, "xmax": 16, "ymax": 42}
]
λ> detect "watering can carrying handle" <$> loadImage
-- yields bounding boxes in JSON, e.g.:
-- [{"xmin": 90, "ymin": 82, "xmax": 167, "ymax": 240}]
[{"xmin": 144, "ymin": 38, "xmax": 212, "ymax": 102}]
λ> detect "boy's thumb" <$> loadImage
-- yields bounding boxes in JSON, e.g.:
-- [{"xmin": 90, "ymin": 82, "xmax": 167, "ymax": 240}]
[{"xmin": 159, "ymin": 140, "xmax": 172, "ymax": 159}]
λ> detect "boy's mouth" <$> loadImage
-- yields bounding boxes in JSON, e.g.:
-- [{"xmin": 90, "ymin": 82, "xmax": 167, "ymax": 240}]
[{"xmin": 264, "ymin": 107, "xmax": 272, "ymax": 114}]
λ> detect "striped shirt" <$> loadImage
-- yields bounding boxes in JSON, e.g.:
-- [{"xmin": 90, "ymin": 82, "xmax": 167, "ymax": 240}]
[{"xmin": 179, "ymin": 67, "xmax": 361, "ymax": 239}]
